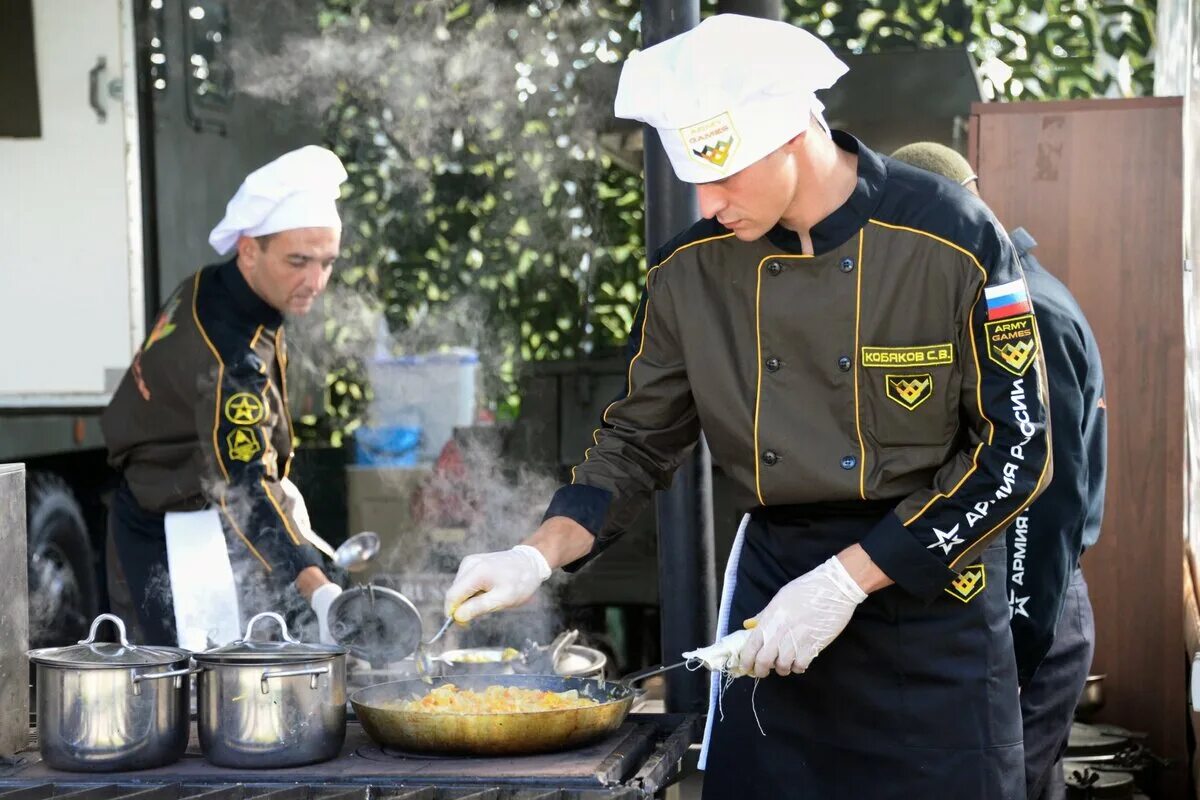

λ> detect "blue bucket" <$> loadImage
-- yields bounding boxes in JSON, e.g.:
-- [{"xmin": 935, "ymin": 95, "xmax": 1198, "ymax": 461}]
[{"xmin": 354, "ymin": 425, "xmax": 423, "ymax": 466}]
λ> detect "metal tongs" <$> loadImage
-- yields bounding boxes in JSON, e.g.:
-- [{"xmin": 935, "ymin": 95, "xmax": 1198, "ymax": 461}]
[{"xmin": 514, "ymin": 629, "xmax": 578, "ymax": 674}]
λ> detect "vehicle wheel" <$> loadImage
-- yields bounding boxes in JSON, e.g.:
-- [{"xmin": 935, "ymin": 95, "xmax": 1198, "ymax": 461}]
[{"xmin": 27, "ymin": 473, "xmax": 98, "ymax": 648}]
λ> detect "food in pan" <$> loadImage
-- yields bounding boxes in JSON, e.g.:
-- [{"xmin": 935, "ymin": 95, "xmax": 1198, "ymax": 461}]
[
  {"xmin": 447, "ymin": 647, "xmax": 521, "ymax": 664},
  {"xmin": 389, "ymin": 683, "xmax": 599, "ymax": 714}
]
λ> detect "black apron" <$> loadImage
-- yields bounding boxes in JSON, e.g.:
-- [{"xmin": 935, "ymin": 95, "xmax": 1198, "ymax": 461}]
[
  {"xmin": 702, "ymin": 502, "xmax": 1025, "ymax": 799},
  {"xmin": 107, "ymin": 482, "xmax": 178, "ymax": 646}
]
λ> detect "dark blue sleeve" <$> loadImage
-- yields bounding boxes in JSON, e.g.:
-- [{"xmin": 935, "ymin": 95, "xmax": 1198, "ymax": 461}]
[{"xmin": 1008, "ymin": 292, "xmax": 1094, "ymax": 685}]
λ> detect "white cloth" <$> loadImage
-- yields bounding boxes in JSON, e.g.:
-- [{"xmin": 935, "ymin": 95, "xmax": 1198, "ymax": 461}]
[
  {"xmin": 444, "ymin": 545, "xmax": 552, "ymax": 622},
  {"xmin": 208, "ymin": 145, "xmax": 347, "ymax": 255},
  {"xmin": 164, "ymin": 509, "xmax": 241, "ymax": 651},
  {"xmin": 684, "ymin": 628, "xmax": 752, "ymax": 674},
  {"xmin": 737, "ymin": 555, "xmax": 867, "ymax": 678},
  {"xmin": 280, "ymin": 477, "xmax": 311, "ymax": 536},
  {"xmin": 614, "ymin": 15, "xmax": 847, "ymax": 184},
  {"xmin": 279, "ymin": 477, "xmax": 337, "ymax": 558},
  {"xmin": 310, "ymin": 583, "xmax": 343, "ymax": 644},
  {"xmin": 699, "ymin": 512, "xmax": 750, "ymax": 770}
]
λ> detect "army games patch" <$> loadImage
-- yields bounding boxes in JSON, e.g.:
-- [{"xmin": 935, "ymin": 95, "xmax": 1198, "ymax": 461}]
[
  {"xmin": 984, "ymin": 314, "xmax": 1037, "ymax": 376},
  {"xmin": 945, "ymin": 563, "xmax": 986, "ymax": 603},
  {"xmin": 884, "ymin": 373, "xmax": 933, "ymax": 411}
]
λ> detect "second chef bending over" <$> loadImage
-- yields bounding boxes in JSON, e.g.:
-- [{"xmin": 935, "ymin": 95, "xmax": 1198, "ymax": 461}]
[{"xmin": 102, "ymin": 146, "xmax": 347, "ymax": 648}]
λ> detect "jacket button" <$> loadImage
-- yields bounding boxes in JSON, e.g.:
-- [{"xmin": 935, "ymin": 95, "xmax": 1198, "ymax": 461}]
[
  {"xmin": 837, "ymin": 356, "xmax": 852, "ymax": 372},
  {"xmin": 766, "ymin": 260, "xmax": 783, "ymax": 276},
  {"xmin": 840, "ymin": 257, "xmax": 855, "ymax": 273},
  {"xmin": 841, "ymin": 455, "xmax": 858, "ymax": 470},
  {"xmin": 762, "ymin": 450, "xmax": 780, "ymax": 466},
  {"xmin": 765, "ymin": 357, "xmax": 781, "ymax": 373}
]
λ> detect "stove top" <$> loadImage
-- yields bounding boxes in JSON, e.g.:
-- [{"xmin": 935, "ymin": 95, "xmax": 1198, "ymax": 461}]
[{"xmin": 0, "ymin": 715, "xmax": 698, "ymax": 800}]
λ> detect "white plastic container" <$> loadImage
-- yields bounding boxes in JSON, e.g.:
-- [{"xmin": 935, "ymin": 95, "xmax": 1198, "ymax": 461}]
[{"xmin": 367, "ymin": 348, "xmax": 479, "ymax": 461}]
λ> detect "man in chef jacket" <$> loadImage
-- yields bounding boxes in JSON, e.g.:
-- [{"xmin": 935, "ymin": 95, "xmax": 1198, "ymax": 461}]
[{"xmin": 103, "ymin": 146, "xmax": 346, "ymax": 649}]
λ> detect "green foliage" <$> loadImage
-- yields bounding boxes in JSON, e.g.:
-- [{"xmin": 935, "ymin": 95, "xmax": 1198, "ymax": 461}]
[
  {"xmin": 775, "ymin": 0, "xmax": 1155, "ymax": 99},
  {"xmin": 298, "ymin": 0, "xmax": 1154, "ymax": 447}
]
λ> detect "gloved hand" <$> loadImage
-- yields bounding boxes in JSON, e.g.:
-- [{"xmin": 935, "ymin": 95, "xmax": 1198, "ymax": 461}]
[
  {"xmin": 310, "ymin": 582, "xmax": 343, "ymax": 644},
  {"xmin": 444, "ymin": 545, "xmax": 552, "ymax": 623},
  {"xmin": 737, "ymin": 556, "xmax": 868, "ymax": 678}
]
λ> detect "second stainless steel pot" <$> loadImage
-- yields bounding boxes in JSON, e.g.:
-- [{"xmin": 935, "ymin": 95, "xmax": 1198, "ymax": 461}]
[{"xmin": 195, "ymin": 612, "xmax": 347, "ymax": 768}]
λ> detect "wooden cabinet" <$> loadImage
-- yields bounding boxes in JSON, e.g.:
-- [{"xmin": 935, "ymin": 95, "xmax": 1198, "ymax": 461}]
[{"xmin": 970, "ymin": 96, "xmax": 1186, "ymax": 797}]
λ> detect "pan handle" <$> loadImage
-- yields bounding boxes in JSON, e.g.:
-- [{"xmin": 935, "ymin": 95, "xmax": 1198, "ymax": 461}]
[{"xmin": 621, "ymin": 660, "xmax": 690, "ymax": 686}]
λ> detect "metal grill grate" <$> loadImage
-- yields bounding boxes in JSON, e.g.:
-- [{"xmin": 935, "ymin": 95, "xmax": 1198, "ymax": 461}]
[
  {"xmin": 0, "ymin": 785, "xmax": 641, "ymax": 800},
  {"xmin": 0, "ymin": 715, "xmax": 698, "ymax": 799}
]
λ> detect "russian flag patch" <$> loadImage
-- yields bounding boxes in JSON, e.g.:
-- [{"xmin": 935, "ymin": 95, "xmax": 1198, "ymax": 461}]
[{"xmin": 984, "ymin": 280, "xmax": 1032, "ymax": 320}]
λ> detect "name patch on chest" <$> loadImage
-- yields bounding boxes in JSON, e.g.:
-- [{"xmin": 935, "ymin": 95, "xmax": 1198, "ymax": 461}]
[{"xmin": 861, "ymin": 343, "xmax": 954, "ymax": 368}]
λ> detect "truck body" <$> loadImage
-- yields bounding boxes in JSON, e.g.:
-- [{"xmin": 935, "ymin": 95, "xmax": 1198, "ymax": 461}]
[{"xmin": 0, "ymin": 0, "xmax": 315, "ymax": 645}]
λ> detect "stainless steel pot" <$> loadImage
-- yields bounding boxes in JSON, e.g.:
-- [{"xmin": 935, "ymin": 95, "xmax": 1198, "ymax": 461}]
[
  {"xmin": 26, "ymin": 614, "xmax": 195, "ymax": 772},
  {"xmin": 195, "ymin": 612, "xmax": 346, "ymax": 768},
  {"xmin": 1076, "ymin": 673, "xmax": 1107, "ymax": 719}
]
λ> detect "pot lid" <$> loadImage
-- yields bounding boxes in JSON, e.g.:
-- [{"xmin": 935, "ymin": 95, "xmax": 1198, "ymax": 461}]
[
  {"xmin": 195, "ymin": 612, "xmax": 345, "ymax": 664},
  {"xmin": 327, "ymin": 583, "xmax": 422, "ymax": 666},
  {"xmin": 27, "ymin": 614, "xmax": 188, "ymax": 668},
  {"xmin": 1066, "ymin": 722, "xmax": 1132, "ymax": 759}
]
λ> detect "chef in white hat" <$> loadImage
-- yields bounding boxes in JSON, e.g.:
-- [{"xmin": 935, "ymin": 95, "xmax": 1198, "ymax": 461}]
[
  {"xmin": 102, "ymin": 145, "xmax": 348, "ymax": 650},
  {"xmin": 444, "ymin": 14, "xmax": 1049, "ymax": 798}
]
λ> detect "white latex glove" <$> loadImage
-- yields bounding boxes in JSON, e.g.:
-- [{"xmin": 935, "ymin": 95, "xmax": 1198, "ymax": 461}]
[
  {"xmin": 444, "ymin": 545, "xmax": 552, "ymax": 623},
  {"xmin": 310, "ymin": 582, "xmax": 343, "ymax": 644},
  {"xmin": 683, "ymin": 629, "xmax": 753, "ymax": 678},
  {"xmin": 280, "ymin": 477, "xmax": 313, "ymax": 537},
  {"xmin": 737, "ymin": 556, "xmax": 868, "ymax": 679}
]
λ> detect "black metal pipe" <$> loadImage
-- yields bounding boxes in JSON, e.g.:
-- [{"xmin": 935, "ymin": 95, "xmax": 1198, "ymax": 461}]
[
  {"xmin": 641, "ymin": 0, "xmax": 713, "ymax": 714},
  {"xmin": 132, "ymin": 0, "xmax": 162, "ymax": 320},
  {"xmin": 715, "ymin": 0, "xmax": 782, "ymax": 19}
]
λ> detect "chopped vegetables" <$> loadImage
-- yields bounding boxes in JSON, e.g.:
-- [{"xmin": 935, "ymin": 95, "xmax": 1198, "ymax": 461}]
[{"xmin": 391, "ymin": 683, "xmax": 599, "ymax": 714}]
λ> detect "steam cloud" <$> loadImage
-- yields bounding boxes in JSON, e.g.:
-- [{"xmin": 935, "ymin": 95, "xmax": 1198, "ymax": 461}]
[{"xmin": 204, "ymin": 1, "xmax": 633, "ymax": 664}]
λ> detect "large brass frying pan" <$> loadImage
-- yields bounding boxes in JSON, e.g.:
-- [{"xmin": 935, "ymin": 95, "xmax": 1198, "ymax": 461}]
[{"xmin": 350, "ymin": 673, "xmax": 644, "ymax": 755}]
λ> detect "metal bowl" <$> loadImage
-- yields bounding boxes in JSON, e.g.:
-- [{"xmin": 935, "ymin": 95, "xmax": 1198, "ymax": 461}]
[
  {"xmin": 554, "ymin": 645, "xmax": 607, "ymax": 678},
  {"xmin": 437, "ymin": 647, "xmax": 521, "ymax": 676}
]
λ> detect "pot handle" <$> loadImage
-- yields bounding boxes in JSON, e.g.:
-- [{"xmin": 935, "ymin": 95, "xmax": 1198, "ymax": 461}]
[
  {"xmin": 79, "ymin": 613, "xmax": 134, "ymax": 648},
  {"xmin": 241, "ymin": 611, "xmax": 300, "ymax": 644},
  {"xmin": 131, "ymin": 664, "xmax": 202, "ymax": 694},
  {"xmin": 259, "ymin": 665, "xmax": 330, "ymax": 694}
]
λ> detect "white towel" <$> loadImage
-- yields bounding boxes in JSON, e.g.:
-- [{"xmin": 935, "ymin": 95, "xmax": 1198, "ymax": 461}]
[
  {"xmin": 164, "ymin": 509, "xmax": 241, "ymax": 651},
  {"xmin": 698, "ymin": 512, "xmax": 750, "ymax": 770}
]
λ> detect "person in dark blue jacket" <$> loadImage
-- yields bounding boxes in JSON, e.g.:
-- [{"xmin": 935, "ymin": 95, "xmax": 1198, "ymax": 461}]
[{"xmin": 892, "ymin": 142, "xmax": 1107, "ymax": 800}]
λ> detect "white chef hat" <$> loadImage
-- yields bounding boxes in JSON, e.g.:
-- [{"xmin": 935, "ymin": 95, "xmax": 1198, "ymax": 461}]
[
  {"xmin": 208, "ymin": 145, "xmax": 348, "ymax": 255},
  {"xmin": 614, "ymin": 15, "xmax": 848, "ymax": 184}
]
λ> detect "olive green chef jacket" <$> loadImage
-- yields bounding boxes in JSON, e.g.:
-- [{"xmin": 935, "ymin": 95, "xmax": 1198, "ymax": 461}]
[
  {"xmin": 544, "ymin": 132, "xmax": 1052, "ymax": 600},
  {"xmin": 102, "ymin": 259, "xmax": 321, "ymax": 581}
]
